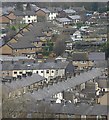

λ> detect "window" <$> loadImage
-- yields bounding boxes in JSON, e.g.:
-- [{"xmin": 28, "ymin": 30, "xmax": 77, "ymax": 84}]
[
  {"xmin": 42, "ymin": 43, "xmax": 45, "ymax": 46},
  {"xmin": 46, "ymin": 70, "xmax": 49, "ymax": 74},
  {"xmin": 75, "ymin": 35, "xmax": 77, "ymax": 38},
  {"xmin": 81, "ymin": 61, "xmax": 86, "ymax": 64},
  {"xmin": 81, "ymin": 115, "xmax": 86, "ymax": 119},
  {"xmin": 41, "ymin": 71, "xmax": 43, "ymax": 73},
  {"xmin": 14, "ymin": 72, "xmax": 17, "ymax": 74},
  {"xmin": 36, "ymin": 71, "xmax": 38, "ymax": 74},
  {"xmin": 19, "ymin": 72, "xmax": 22, "ymax": 74},
  {"xmin": 28, "ymin": 86, "xmax": 31, "ymax": 89},
  {"xmin": 28, "ymin": 20, "xmax": 30, "ymax": 23},
  {"xmin": 52, "ymin": 71, "xmax": 54, "ymax": 73}
]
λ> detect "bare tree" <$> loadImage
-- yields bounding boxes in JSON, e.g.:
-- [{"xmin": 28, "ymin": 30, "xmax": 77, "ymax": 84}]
[{"xmin": 53, "ymin": 39, "xmax": 66, "ymax": 56}]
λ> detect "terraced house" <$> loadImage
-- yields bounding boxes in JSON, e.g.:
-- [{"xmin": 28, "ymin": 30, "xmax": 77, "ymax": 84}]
[
  {"xmin": 1, "ymin": 60, "xmax": 75, "ymax": 80},
  {"xmin": 0, "ymin": 22, "xmax": 55, "ymax": 57},
  {"xmin": 2, "ymin": 73, "xmax": 46, "ymax": 99},
  {"xmin": 71, "ymin": 52, "xmax": 94, "ymax": 70}
]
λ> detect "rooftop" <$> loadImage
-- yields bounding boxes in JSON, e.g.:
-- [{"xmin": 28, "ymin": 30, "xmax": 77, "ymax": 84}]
[
  {"xmin": 8, "ymin": 41, "xmax": 36, "ymax": 49},
  {"xmin": 0, "ymin": 55, "xmax": 32, "ymax": 61},
  {"xmin": 11, "ymin": 97, "xmax": 107, "ymax": 116},
  {"xmin": 56, "ymin": 17, "xmax": 72, "ymax": 23},
  {"xmin": 71, "ymin": 52, "xmax": 89, "ymax": 61},
  {"xmin": 63, "ymin": 9, "xmax": 76, "ymax": 14},
  {"xmin": 24, "ymin": 68, "xmax": 102, "ymax": 100},
  {"xmin": 3, "ymin": 73, "xmax": 45, "ymax": 91},
  {"xmin": 2, "ymin": 61, "xmax": 70, "ymax": 71},
  {"xmin": 38, "ymin": 61, "xmax": 69, "ymax": 69},
  {"xmin": 88, "ymin": 52, "xmax": 105, "ymax": 61},
  {"xmin": 40, "ymin": 8, "xmax": 50, "ymax": 13},
  {"xmin": 68, "ymin": 15, "xmax": 81, "ymax": 20}
]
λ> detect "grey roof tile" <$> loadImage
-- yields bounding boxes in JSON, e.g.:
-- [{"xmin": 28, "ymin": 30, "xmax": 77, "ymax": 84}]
[
  {"xmin": 88, "ymin": 52, "xmax": 105, "ymax": 61},
  {"xmin": 4, "ymin": 73, "xmax": 45, "ymax": 91},
  {"xmin": 63, "ymin": 9, "xmax": 76, "ymax": 14},
  {"xmin": 24, "ymin": 10, "xmax": 36, "ymax": 16},
  {"xmin": 68, "ymin": 15, "xmax": 81, "ymax": 20},
  {"xmin": 38, "ymin": 61, "xmax": 69, "ymax": 69},
  {"xmin": 56, "ymin": 17, "xmax": 72, "ymax": 22},
  {"xmin": 14, "ymin": 10, "xmax": 25, "ymax": 16},
  {"xmin": 25, "ymin": 68, "xmax": 102, "ymax": 101},
  {"xmin": 72, "ymin": 52, "xmax": 89, "ymax": 61},
  {"xmin": 8, "ymin": 41, "xmax": 36, "ymax": 49}
]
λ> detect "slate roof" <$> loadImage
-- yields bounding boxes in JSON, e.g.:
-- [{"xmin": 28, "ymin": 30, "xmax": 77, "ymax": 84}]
[
  {"xmin": 24, "ymin": 11, "xmax": 36, "ymax": 16},
  {"xmin": 47, "ymin": 7, "xmax": 58, "ymax": 13},
  {"xmin": 0, "ymin": 40, "xmax": 5, "ymax": 47},
  {"xmin": 63, "ymin": 9, "xmax": 76, "ymax": 14},
  {"xmin": 8, "ymin": 41, "xmax": 36, "ymax": 49},
  {"xmin": 50, "ymin": 103, "xmax": 107, "ymax": 115},
  {"xmin": 2, "ymin": 6, "xmax": 14, "ymax": 15},
  {"xmin": 88, "ymin": 52, "xmax": 105, "ymax": 61},
  {"xmin": 3, "ymin": 73, "xmax": 45, "ymax": 91},
  {"xmin": 14, "ymin": 10, "xmax": 25, "ymax": 16},
  {"xmin": 2, "ymin": 62, "xmax": 39, "ymax": 71},
  {"xmin": 63, "ymin": 28, "xmax": 77, "ymax": 35},
  {"xmin": 56, "ymin": 18, "xmax": 72, "ymax": 23},
  {"xmin": 97, "ymin": 79, "xmax": 108, "ymax": 88},
  {"xmin": 25, "ymin": 68, "xmax": 102, "ymax": 100},
  {"xmin": 71, "ymin": 6, "xmax": 86, "ymax": 11},
  {"xmin": 16, "ymin": 97, "xmax": 107, "ymax": 115},
  {"xmin": 72, "ymin": 52, "xmax": 89, "ymax": 61},
  {"xmin": 2, "ymin": 62, "xmax": 14, "ymax": 71},
  {"xmin": 0, "ymin": 55, "xmax": 31, "ymax": 61},
  {"xmin": 38, "ymin": 61, "xmax": 69, "ymax": 69},
  {"xmin": 34, "ymin": 6, "xmax": 40, "ymax": 12},
  {"xmin": 68, "ymin": 15, "xmax": 81, "ymax": 20},
  {"xmin": 41, "ymin": 8, "xmax": 50, "ymax": 13},
  {"xmin": 14, "ymin": 10, "xmax": 36, "ymax": 16},
  {"xmin": 5, "ymin": 21, "xmax": 55, "ymax": 49},
  {"xmin": 21, "ymin": 21, "xmax": 54, "ymax": 38},
  {"xmin": 2, "ymin": 61, "xmax": 70, "ymax": 71}
]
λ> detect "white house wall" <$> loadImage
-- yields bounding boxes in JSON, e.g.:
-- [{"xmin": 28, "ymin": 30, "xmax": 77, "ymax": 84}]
[
  {"xmin": 11, "ymin": 68, "xmax": 65, "ymax": 80},
  {"xmin": 33, "ymin": 69, "xmax": 65, "ymax": 79},
  {"xmin": 12, "ymin": 70, "xmax": 24, "ymax": 77},
  {"xmin": 49, "ymin": 13, "xmax": 58, "ymax": 20},
  {"xmin": 23, "ymin": 16, "xmax": 37, "ymax": 24}
]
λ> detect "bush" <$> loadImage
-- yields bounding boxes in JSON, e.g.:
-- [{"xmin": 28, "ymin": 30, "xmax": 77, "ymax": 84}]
[{"xmin": 11, "ymin": 26, "xmax": 16, "ymax": 31}]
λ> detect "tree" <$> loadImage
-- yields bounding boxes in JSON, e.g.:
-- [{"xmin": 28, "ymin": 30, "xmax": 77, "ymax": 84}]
[
  {"xmin": 53, "ymin": 39, "xmax": 66, "ymax": 56},
  {"xmin": 105, "ymin": 41, "xmax": 109, "ymax": 60},
  {"xmin": 101, "ymin": 39, "xmax": 109, "ymax": 60},
  {"xmin": 11, "ymin": 26, "xmax": 16, "ymax": 31}
]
